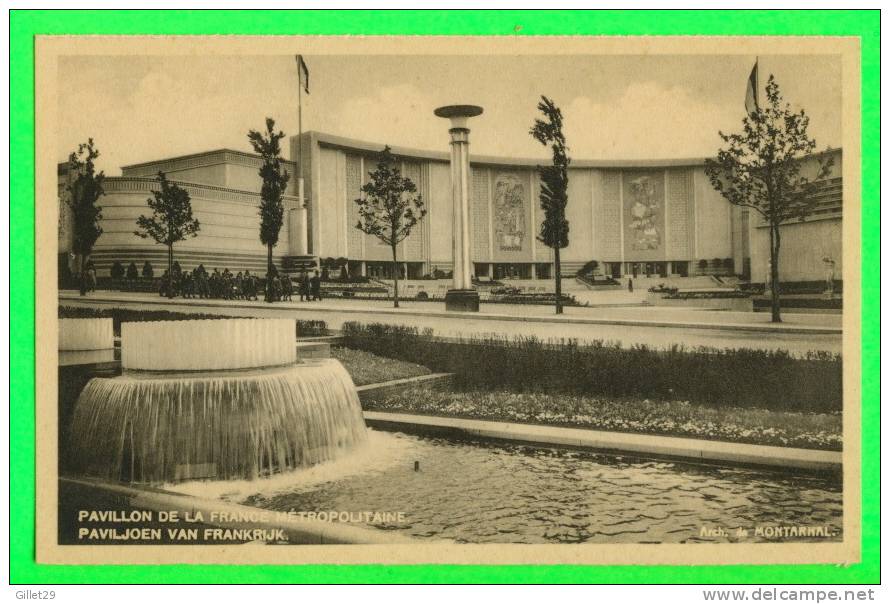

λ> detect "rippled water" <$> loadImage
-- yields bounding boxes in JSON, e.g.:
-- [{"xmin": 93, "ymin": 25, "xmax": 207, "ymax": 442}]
[{"xmin": 238, "ymin": 431, "xmax": 842, "ymax": 544}]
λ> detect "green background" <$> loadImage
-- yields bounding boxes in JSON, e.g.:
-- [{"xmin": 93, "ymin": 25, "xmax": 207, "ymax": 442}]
[{"xmin": 10, "ymin": 9, "xmax": 880, "ymax": 584}]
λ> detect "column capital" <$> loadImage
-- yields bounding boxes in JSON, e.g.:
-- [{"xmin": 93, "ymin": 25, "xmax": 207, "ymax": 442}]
[{"xmin": 448, "ymin": 128, "xmax": 470, "ymax": 144}]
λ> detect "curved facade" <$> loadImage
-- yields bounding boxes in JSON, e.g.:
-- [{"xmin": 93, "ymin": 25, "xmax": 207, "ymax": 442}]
[
  {"xmin": 58, "ymin": 131, "xmax": 843, "ymax": 285},
  {"xmin": 295, "ymin": 132, "xmax": 843, "ymax": 283}
]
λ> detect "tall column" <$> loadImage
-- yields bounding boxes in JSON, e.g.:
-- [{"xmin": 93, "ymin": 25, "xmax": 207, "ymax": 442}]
[{"xmin": 435, "ymin": 104, "xmax": 483, "ymax": 312}]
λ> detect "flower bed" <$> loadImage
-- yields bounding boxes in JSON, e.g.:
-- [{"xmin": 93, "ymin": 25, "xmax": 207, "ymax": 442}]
[
  {"xmin": 364, "ymin": 386, "xmax": 842, "ymax": 451},
  {"xmin": 331, "ymin": 347, "xmax": 433, "ymax": 386}
]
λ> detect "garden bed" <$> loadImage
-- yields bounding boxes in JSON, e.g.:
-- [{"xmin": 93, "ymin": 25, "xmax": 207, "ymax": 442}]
[
  {"xmin": 331, "ymin": 347, "xmax": 433, "ymax": 386},
  {"xmin": 362, "ymin": 386, "xmax": 842, "ymax": 451}
]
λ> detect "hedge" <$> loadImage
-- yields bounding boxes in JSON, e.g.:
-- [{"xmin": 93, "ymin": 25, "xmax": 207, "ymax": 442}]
[{"xmin": 340, "ymin": 322, "xmax": 841, "ymax": 413}]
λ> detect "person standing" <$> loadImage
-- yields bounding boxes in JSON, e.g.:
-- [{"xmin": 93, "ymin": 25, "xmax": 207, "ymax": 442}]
[
  {"xmin": 310, "ymin": 270, "xmax": 321, "ymax": 301},
  {"xmin": 86, "ymin": 261, "xmax": 97, "ymax": 293},
  {"xmin": 299, "ymin": 271, "xmax": 309, "ymax": 302}
]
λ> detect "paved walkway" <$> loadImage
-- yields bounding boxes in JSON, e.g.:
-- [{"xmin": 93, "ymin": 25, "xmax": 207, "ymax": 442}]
[{"xmin": 60, "ymin": 291, "xmax": 842, "ymax": 355}]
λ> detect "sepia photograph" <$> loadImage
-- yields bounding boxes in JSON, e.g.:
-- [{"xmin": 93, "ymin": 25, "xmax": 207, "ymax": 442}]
[{"xmin": 31, "ymin": 33, "xmax": 862, "ymax": 568}]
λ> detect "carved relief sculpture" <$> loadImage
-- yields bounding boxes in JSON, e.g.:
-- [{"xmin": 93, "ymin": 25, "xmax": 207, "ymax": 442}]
[{"xmin": 494, "ymin": 174, "xmax": 524, "ymax": 251}]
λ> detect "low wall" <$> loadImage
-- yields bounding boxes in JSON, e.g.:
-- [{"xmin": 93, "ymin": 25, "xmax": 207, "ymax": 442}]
[
  {"xmin": 646, "ymin": 293, "xmax": 753, "ymax": 312},
  {"xmin": 356, "ymin": 373, "xmax": 454, "ymax": 405}
]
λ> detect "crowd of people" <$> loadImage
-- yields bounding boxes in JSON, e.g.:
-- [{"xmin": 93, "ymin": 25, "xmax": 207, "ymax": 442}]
[{"xmin": 159, "ymin": 264, "xmax": 323, "ymax": 302}]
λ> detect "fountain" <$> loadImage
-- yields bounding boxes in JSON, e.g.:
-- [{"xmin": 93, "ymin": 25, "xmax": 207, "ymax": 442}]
[{"xmin": 67, "ymin": 318, "xmax": 368, "ymax": 483}]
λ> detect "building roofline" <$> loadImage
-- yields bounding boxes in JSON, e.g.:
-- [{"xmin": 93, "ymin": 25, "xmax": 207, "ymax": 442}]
[
  {"xmin": 120, "ymin": 148, "xmax": 297, "ymax": 171},
  {"xmin": 306, "ymin": 131, "xmax": 710, "ymax": 168},
  {"xmin": 304, "ymin": 130, "xmax": 841, "ymax": 169}
]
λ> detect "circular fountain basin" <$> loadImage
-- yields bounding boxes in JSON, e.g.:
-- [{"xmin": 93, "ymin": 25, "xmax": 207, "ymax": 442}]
[
  {"xmin": 59, "ymin": 318, "xmax": 114, "ymax": 351},
  {"xmin": 121, "ymin": 318, "xmax": 296, "ymax": 371},
  {"xmin": 68, "ymin": 318, "xmax": 368, "ymax": 483}
]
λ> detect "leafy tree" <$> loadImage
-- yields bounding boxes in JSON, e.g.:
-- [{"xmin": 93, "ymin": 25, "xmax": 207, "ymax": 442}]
[
  {"xmin": 705, "ymin": 76, "xmax": 833, "ymax": 322},
  {"xmin": 354, "ymin": 146, "xmax": 426, "ymax": 308},
  {"xmin": 530, "ymin": 96, "xmax": 571, "ymax": 314},
  {"xmin": 248, "ymin": 118, "xmax": 291, "ymax": 302},
  {"xmin": 142, "ymin": 261, "xmax": 154, "ymax": 279},
  {"xmin": 134, "ymin": 171, "xmax": 200, "ymax": 297},
  {"xmin": 65, "ymin": 139, "xmax": 105, "ymax": 276}
]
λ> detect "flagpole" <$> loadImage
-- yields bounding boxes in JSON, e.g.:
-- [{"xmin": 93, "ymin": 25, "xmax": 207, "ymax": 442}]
[
  {"xmin": 296, "ymin": 56, "xmax": 307, "ymax": 257},
  {"xmin": 298, "ymin": 59, "xmax": 304, "ymax": 205},
  {"xmin": 755, "ymin": 55, "xmax": 760, "ymax": 109},
  {"xmin": 298, "ymin": 63, "xmax": 303, "ymax": 184}
]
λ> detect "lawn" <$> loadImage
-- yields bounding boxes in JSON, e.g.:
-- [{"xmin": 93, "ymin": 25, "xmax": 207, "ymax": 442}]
[
  {"xmin": 362, "ymin": 386, "xmax": 842, "ymax": 451},
  {"xmin": 331, "ymin": 346, "xmax": 433, "ymax": 386}
]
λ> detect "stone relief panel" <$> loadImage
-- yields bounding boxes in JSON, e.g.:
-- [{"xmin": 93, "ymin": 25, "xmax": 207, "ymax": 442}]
[
  {"xmin": 623, "ymin": 171, "xmax": 665, "ymax": 261},
  {"xmin": 492, "ymin": 172, "xmax": 528, "ymax": 259}
]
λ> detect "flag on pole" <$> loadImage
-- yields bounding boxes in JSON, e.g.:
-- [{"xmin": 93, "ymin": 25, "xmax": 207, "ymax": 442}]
[
  {"xmin": 296, "ymin": 55, "xmax": 310, "ymax": 94},
  {"xmin": 744, "ymin": 60, "xmax": 759, "ymax": 116}
]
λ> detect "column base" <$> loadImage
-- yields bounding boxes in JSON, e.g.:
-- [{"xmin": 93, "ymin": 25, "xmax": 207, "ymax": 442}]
[{"xmin": 445, "ymin": 289, "xmax": 480, "ymax": 312}]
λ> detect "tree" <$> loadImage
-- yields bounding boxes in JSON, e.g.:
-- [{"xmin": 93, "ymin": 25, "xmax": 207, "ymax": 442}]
[
  {"xmin": 126, "ymin": 262, "xmax": 138, "ymax": 281},
  {"xmin": 248, "ymin": 118, "xmax": 291, "ymax": 302},
  {"xmin": 530, "ymin": 96, "xmax": 571, "ymax": 314},
  {"xmin": 354, "ymin": 146, "xmax": 426, "ymax": 308},
  {"xmin": 142, "ymin": 261, "xmax": 154, "ymax": 280},
  {"xmin": 65, "ymin": 139, "xmax": 105, "ymax": 277},
  {"xmin": 134, "ymin": 171, "xmax": 200, "ymax": 298},
  {"xmin": 705, "ymin": 75, "xmax": 833, "ymax": 322}
]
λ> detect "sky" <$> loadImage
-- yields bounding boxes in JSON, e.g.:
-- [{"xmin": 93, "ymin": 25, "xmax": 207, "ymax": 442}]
[{"xmin": 57, "ymin": 53, "xmax": 842, "ymax": 175}]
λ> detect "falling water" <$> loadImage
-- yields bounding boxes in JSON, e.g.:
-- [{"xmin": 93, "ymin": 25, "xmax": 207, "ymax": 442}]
[{"xmin": 68, "ymin": 359, "xmax": 368, "ymax": 483}]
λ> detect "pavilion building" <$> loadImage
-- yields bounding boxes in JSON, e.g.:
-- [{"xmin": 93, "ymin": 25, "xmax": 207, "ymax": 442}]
[{"xmin": 58, "ymin": 131, "xmax": 843, "ymax": 286}]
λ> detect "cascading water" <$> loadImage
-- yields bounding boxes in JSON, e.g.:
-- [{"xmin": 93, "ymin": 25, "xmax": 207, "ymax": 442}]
[{"xmin": 67, "ymin": 319, "xmax": 368, "ymax": 483}]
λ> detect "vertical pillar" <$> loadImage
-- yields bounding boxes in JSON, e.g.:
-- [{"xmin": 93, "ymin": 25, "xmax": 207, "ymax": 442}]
[
  {"xmin": 288, "ymin": 177, "xmax": 308, "ymax": 256},
  {"xmin": 435, "ymin": 105, "xmax": 484, "ymax": 312}
]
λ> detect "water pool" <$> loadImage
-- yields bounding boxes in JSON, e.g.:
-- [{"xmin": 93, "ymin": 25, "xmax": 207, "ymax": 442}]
[{"xmin": 183, "ymin": 431, "xmax": 842, "ymax": 544}]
